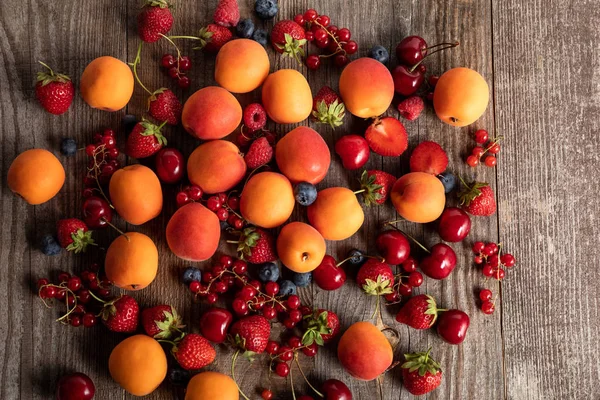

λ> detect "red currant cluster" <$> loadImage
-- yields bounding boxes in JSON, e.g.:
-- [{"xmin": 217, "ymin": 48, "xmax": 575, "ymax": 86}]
[
  {"xmin": 472, "ymin": 241, "xmax": 516, "ymax": 281},
  {"xmin": 176, "ymin": 187, "xmax": 246, "ymax": 229},
  {"xmin": 268, "ymin": 332, "xmax": 319, "ymax": 379},
  {"xmin": 295, "ymin": 9, "xmax": 358, "ymax": 70},
  {"xmin": 161, "ymin": 53, "xmax": 192, "ymax": 89},
  {"xmin": 478, "ymin": 289, "xmax": 496, "ymax": 315},
  {"xmin": 384, "ymin": 257, "xmax": 424, "ymax": 302},
  {"xmin": 83, "ymin": 129, "xmax": 120, "ymax": 187},
  {"xmin": 465, "ymin": 129, "xmax": 502, "ymax": 168},
  {"xmin": 36, "ymin": 265, "xmax": 112, "ymax": 328}
]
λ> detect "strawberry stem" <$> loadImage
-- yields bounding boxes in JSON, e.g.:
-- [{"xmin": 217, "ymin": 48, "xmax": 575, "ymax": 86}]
[
  {"xmin": 231, "ymin": 350, "xmax": 251, "ymax": 400},
  {"xmin": 294, "ymin": 357, "xmax": 325, "ymax": 398},
  {"xmin": 130, "ymin": 42, "xmax": 153, "ymax": 96},
  {"xmin": 87, "ymin": 289, "xmax": 107, "ymax": 305}
]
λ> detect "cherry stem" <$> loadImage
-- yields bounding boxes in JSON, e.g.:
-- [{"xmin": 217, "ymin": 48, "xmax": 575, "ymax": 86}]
[
  {"xmin": 231, "ymin": 350, "xmax": 251, "ymax": 400},
  {"xmin": 130, "ymin": 42, "xmax": 153, "ymax": 96},
  {"xmin": 336, "ymin": 255, "xmax": 356, "ymax": 267},
  {"xmin": 424, "ymin": 42, "xmax": 459, "ymax": 51},
  {"xmin": 408, "ymin": 41, "xmax": 460, "ymax": 73},
  {"xmin": 101, "ymin": 218, "xmax": 130, "ymax": 242},
  {"xmin": 294, "ymin": 356, "xmax": 324, "ymax": 398},
  {"xmin": 384, "ymin": 222, "xmax": 430, "ymax": 253}
]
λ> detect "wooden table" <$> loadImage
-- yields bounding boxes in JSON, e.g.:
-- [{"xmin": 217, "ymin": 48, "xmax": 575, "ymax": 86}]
[{"xmin": 1, "ymin": 0, "xmax": 599, "ymax": 399}]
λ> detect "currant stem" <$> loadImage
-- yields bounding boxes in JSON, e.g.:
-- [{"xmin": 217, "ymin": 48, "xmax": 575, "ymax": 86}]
[
  {"xmin": 294, "ymin": 356, "xmax": 325, "ymax": 398},
  {"xmin": 313, "ymin": 20, "xmax": 347, "ymax": 57},
  {"xmin": 159, "ymin": 33, "xmax": 182, "ymax": 72},
  {"xmin": 290, "ymin": 357, "xmax": 297, "ymax": 400},
  {"xmin": 131, "ymin": 42, "xmax": 153, "ymax": 96},
  {"xmin": 232, "ymin": 350, "xmax": 251, "ymax": 400},
  {"xmin": 87, "ymin": 289, "xmax": 107, "ymax": 304},
  {"xmin": 167, "ymin": 35, "xmax": 203, "ymax": 40}
]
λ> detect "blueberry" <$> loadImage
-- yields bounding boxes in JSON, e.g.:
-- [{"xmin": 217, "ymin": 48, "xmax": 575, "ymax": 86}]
[
  {"xmin": 292, "ymin": 272, "xmax": 312, "ymax": 287},
  {"xmin": 369, "ymin": 45, "xmax": 389, "ymax": 64},
  {"xmin": 60, "ymin": 138, "xmax": 77, "ymax": 156},
  {"xmin": 252, "ymin": 29, "xmax": 269, "ymax": 46},
  {"xmin": 438, "ymin": 172, "xmax": 457, "ymax": 193},
  {"xmin": 278, "ymin": 280, "xmax": 297, "ymax": 296},
  {"xmin": 220, "ymin": 221, "xmax": 230, "ymax": 231},
  {"xmin": 236, "ymin": 18, "xmax": 255, "ymax": 39},
  {"xmin": 346, "ymin": 249, "xmax": 366, "ymax": 266},
  {"xmin": 39, "ymin": 234, "xmax": 62, "ymax": 256},
  {"xmin": 255, "ymin": 0, "xmax": 278, "ymax": 20},
  {"xmin": 258, "ymin": 262, "xmax": 279, "ymax": 282},
  {"xmin": 182, "ymin": 267, "xmax": 202, "ymax": 285},
  {"xmin": 294, "ymin": 182, "xmax": 318, "ymax": 206},
  {"xmin": 168, "ymin": 366, "xmax": 191, "ymax": 386},
  {"xmin": 122, "ymin": 114, "xmax": 138, "ymax": 134}
]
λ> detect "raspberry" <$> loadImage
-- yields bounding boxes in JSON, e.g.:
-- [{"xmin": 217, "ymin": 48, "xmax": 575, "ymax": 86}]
[
  {"xmin": 397, "ymin": 96, "xmax": 425, "ymax": 121},
  {"xmin": 243, "ymin": 103, "xmax": 267, "ymax": 131}
]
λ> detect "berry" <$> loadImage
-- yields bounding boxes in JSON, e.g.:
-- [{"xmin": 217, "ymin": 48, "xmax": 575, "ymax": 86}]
[
  {"xmin": 277, "ymin": 346, "xmax": 294, "ymax": 361},
  {"xmin": 35, "ymin": 62, "xmax": 74, "ymax": 115},
  {"xmin": 230, "ymin": 315, "xmax": 271, "ymax": 353},
  {"xmin": 399, "ymin": 284, "xmax": 413, "ymax": 297},
  {"xmin": 67, "ymin": 277, "xmax": 82, "ymax": 292},
  {"xmin": 343, "ymin": 40, "xmax": 358, "ymax": 54},
  {"xmin": 243, "ymin": 103, "xmax": 267, "ymax": 131},
  {"xmin": 287, "ymin": 295, "xmax": 301, "ymax": 309},
  {"xmin": 271, "ymin": 20, "xmax": 306, "ymax": 60},
  {"xmin": 306, "ymin": 55, "xmax": 321, "ymax": 70},
  {"xmin": 206, "ymin": 196, "xmax": 221, "ymax": 211},
  {"xmin": 244, "ymin": 137, "xmax": 273, "ymax": 169},
  {"xmin": 274, "ymin": 362, "xmax": 289, "ymax": 377},
  {"xmin": 236, "ymin": 228, "xmax": 277, "ymax": 264},
  {"xmin": 409, "ymin": 141, "xmax": 448, "ymax": 175},
  {"xmin": 488, "ymin": 143, "xmax": 501, "ymax": 154},
  {"xmin": 459, "ymin": 181, "xmax": 497, "ymax": 216},
  {"xmin": 173, "ymin": 333, "xmax": 216, "ymax": 370},
  {"xmin": 56, "ymin": 218, "xmax": 94, "ymax": 253},
  {"xmin": 294, "ymin": 182, "xmax": 318, "ymax": 206},
  {"xmin": 402, "ymin": 257, "xmax": 418, "ymax": 272},
  {"xmin": 126, "ymin": 120, "xmax": 167, "ymax": 159},
  {"xmin": 262, "ymin": 389, "xmax": 274, "ymax": 400},
  {"xmin": 334, "ymin": 54, "xmax": 349, "ymax": 67},
  {"xmin": 278, "ymin": 280, "xmax": 297, "ymax": 296},
  {"xmin": 396, "ymin": 294, "xmax": 440, "ymax": 329},
  {"xmin": 484, "ymin": 156, "xmax": 497, "ymax": 167},
  {"xmin": 213, "ymin": 0, "xmax": 240, "ymax": 27},
  {"xmin": 60, "ymin": 138, "xmax": 77, "ymax": 156},
  {"xmin": 39, "ymin": 234, "xmax": 62, "ymax": 256},
  {"xmin": 482, "ymin": 264, "xmax": 494, "ymax": 277},
  {"xmin": 438, "ymin": 172, "xmax": 457, "ymax": 193},
  {"xmin": 199, "ymin": 24, "xmax": 233, "ymax": 52},
  {"xmin": 429, "ymin": 75, "xmax": 439, "ymax": 86},
  {"xmin": 472, "ymin": 242, "xmax": 485, "ymax": 253},
  {"xmin": 236, "ymin": 18, "xmax": 255, "ymax": 38},
  {"xmin": 264, "ymin": 281, "xmax": 279, "ymax": 296},
  {"xmin": 258, "ymin": 262, "xmax": 279, "ymax": 282},
  {"xmin": 303, "ymin": 309, "xmax": 340, "ymax": 344},
  {"xmin": 316, "ymin": 15, "xmax": 330, "ymax": 27},
  {"xmin": 255, "ymin": 0, "xmax": 278, "ymax": 20},
  {"xmin": 408, "ymin": 271, "xmax": 424, "ymax": 287},
  {"xmin": 302, "ymin": 343, "xmax": 318, "ymax": 357},
  {"xmin": 176, "ymin": 191, "xmax": 190, "ymax": 208},
  {"xmin": 369, "ymin": 45, "xmax": 389, "ymax": 63},
  {"xmin": 263, "ymin": 305, "xmax": 276, "ymax": 319},
  {"xmin": 252, "ymin": 29, "xmax": 269, "ymax": 46},
  {"xmin": 303, "ymin": 9, "xmax": 318, "ymax": 21},
  {"xmin": 346, "ymin": 249, "xmax": 365, "ymax": 266},
  {"xmin": 168, "ymin": 367, "xmax": 191, "ymax": 386},
  {"xmin": 292, "ymin": 272, "xmax": 312, "ymax": 287},
  {"xmin": 313, "ymin": 28, "xmax": 328, "ymax": 42},
  {"xmin": 401, "ymin": 349, "xmax": 443, "ymax": 395},
  {"xmin": 137, "ymin": 0, "xmax": 174, "ymax": 43},
  {"xmin": 149, "ymin": 88, "xmax": 182, "ymax": 125},
  {"xmin": 216, "ymin": 208, "xmax": 229, "ymax": 221},
  {"xmin": 479, "ymin": 289, "xmax": 493, "ymax": 302},
  {"xmin": 359, "ymin": 169, "xmax": 396, "ymax": 206},
  {"xmin": 177, "ymin": 76, "xmax": 190, "ymax": 89},
  {"xmin": 161, "ymin": 54, "xmax": 176, "ymax": 68},
  {"xmin": 385, "ymin": 292, "xmax": 400, "ymax": 302},
  {"xmin": 481, "ymin": 300, "xmax": 495, "ymax": 314},
  {"xmin": 397, "ymin": 96, "xmax": 425, "ymax": 121},
  {"xmin": 100, "ymin": 295, "xmax": 139, "ymax": 333},
  {"xmin": 365, "ymin": 117, "xmax": 408, "ymax": 157},
  {"xmin": 337, "ymin": 28, "xmax": 351, "ymax": 41},
  {"xmin": 82, "ymin": 313, "xmax": 97, "ymax": 328},
  {"xmin": 312, "ymin": 86, "xmax": 345, "ymax": 129},
  {"xmin": 141, "ymin": 305, "xmax": 184, "ymax": 339},
  {"xmin": 501, "ymin": 253, "xmax": 516, "ymax": 268},
  {"xmin": 474, "ymin": 129, "xmax": 489, "ymax": 144},
  {"xmin": 293, "ymin": 13, "xmax": 304, "ymax": 25}
]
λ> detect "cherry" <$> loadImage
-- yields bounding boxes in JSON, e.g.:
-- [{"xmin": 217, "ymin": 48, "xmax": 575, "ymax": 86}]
[
  {"xmin": 312, "ymin": 255, "xmax": 347, "ymax": 291},
  {"xmin": 420, "ymin": 243, "xmax": 457, "ymax": 280},
  {"xmin": 376, "ymin": 230, "xmax": 411, "ymax": 264},
  {"xmin": 479, "ymin": 289, "xmax": 493, "ymax": 302},
  {"xmin": 438, "ymin": 207, "xmax": 472, "ymax": 242},
  {"xmin": 437, "ymin": 309, "xmax": 470, "ymax": 345},
  {"xmin": 82, "ymin": 196, "xmax": 113, "ymax": 229},
  {"xmin": 481, "ymin": 300, "xmax": 495, "ymax": 314},
  {"xmin": 334, "ymin": 135, "xmax": 370, "ymax": 170},
  {"xmin": 155, "ymin": 147, "xmax": 184, "ymax": 184},
  {"xmin": 55, "ymin": 373, "xmax": 95, "ymax": 400},
  {"xmin": 322, "ymin": 379, "xmax": 352, "ymax": 400},
  {"xmin": 391, "ymin": 65, "xmax": 425, "ymax": 96},
  {"xmin": 306, "ymin": 55, "xmax": 321, "ymax": 70},
  {"xmin": 199, "ymin": 307, "xmax": 232, "ymax": 343},
  {"xmin": 396, "ymin": 35, "xmax": 427, "ymax": 65}
]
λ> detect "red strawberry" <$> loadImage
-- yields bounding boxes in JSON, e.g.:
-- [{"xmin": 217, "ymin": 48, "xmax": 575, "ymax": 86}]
[
  {"xmin": 35, "ymin": 62, "xmax": 74, "ymax": 115},
  {"xmin": 137, "ymin": 0, "xmax": 174, "ymax": 43},
  {"xmin": 302, "ymin": 309, "xmax": 340, "ymax": 346},
  {"xmin": 270, "ymin": 20, "xmax": 307, "ymax": 62},
  {"xmin": 196, "ymin": 24, "xmax": 233, "ymax": 53},
  {"xmin": 100, "ymin": 295, "xmax": 139, "ymax": 333},
  {"xmin": 172, "ymin": 333, "xmax": 216, "ymax": 370},
  {"xmin": 397, "ymin": 96, "xmax": 425, "ymax": 121},
  {"xmin": 213, "ymin": 0, "xmax": 239, "ymax": 27},
  {"xmin": 458, "ymin": 180, "xmax": 496, "ymax": 216},
  {"xmin": 141, "ymin": 305, "xmax": 185, "ymax": 339},
  {"xmin": 365, "ymin": 117, "xmax": 408, "ymax": 157},
  {"xmin": 244, "ymin": 137, "xmax": 273, "ymax": 169},
  {"xmin": 234, "ymin": 227, "xmax": 277, "ymax": 263},
  {"xmin": 359, "ymin": 170, "xmax": 396, "ymax": 206},
  {"xmin": 395, "ymin": 294, "xmax": 440, "ymax": 329},
  {"xmin": 148, "ymin": 88, "xmax": 182, "ymax": 125},
  {"xmin": 312, "ymin": 86, "xmax": 345, "ymax": 129},
  {"xmin": 126, "ymin": 119, "xmax": 167, "ymax": 159},
  {"xmin": 230, "ymin": 315, "xmax": 271, "ymax": 354},
  {"xmin": 357, "ymin": 259, "xmax": 395, "ymax": 296},
  {"xmin": 401, "ymin": 348, "xmax": 443, "ymax": 395},
  {"xmin": 56, "ymin": 218, "xmax": 94, "ymax": 253},
  {"xmin": 409, "ymin": 141, "xmax": 448, "ymax": 175}
]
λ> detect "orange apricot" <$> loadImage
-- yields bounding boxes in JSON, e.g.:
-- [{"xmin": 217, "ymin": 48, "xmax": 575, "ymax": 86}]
[
  {"xmin": 261, "ymin": 69, "xmax": 312, "ymax": 124},
  {"xmin": 80, "ymin": 56, "xmax": 134, "ymax": 111},
  {"xmin": 7, "ymin": 149, "xmax": 65, "ymax": 205},
  {"xmin": 277, "ymin": 222, "xmax": 326, "ymax": 273},
  {"xmin": 240, "ymin": 172, "xmax": 295, "ymax": 228},
  {"xmin": 182, "ymin": 86, "xmax": 242, "ymax": 140},
  {"xmin": 390, "ymin": 172, "xmax": 446, "ymax": 223},
  {"xmin": 109, "ymin": 164, "xmax": 162, "ymax": 225},
  {"xmin": 105, "ymin": 232, "xmax": 158, "ymax": 291},
  {"xmin": 166, "ymin": 202, "xmax": 221, "ymax": 262},
  {"xmin": 215, "ymin": 39, "xmax": 270, "ymax": 93},
  {"xmin": 187, "ymin": 140, "xmax": 247, "ymax": 194},
  {"xmin": 275, "ymin": 126, "xmax": 331, "ymax": 184},
  {"xmin": 185, "ymin": 371, "xmax": 239, "ymax": 400},
  {"xmin": 307, "ymin": 187, "xmax": 364, "ymax": 241}
]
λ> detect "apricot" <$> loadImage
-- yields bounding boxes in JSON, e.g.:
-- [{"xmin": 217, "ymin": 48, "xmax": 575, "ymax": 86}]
[
  {"xmin": 105, "ymin": 232, "xmax": 158, "ymax": 291},
  {"xmin": 187, "ymin": 140, "xmax": 246, "ymax": 194},
  {"xmin": 185, "ymin": 371, "xmax": 239, "ymax": 400},
  {"xmin": 109, "ymin": 164, "xmax": 162, "ymax": 225},
  {"xmin": 80, "ymin": 56, "xmax": 134, "ymax": 111},
  {"xmin": 240, "ymin": 172, "xmax": 294, "ymax": 228},
  {"xmin": 166, "ymin": 202, "xmax": 221, "ymax": 261},
  {"xmin": 337, "ymin": 321, "xmax": 393, "ymax": 381},
  {"xmin": 433, "ymin": 67, "xmax": 489, "ymax": 127},
  {"xmin": 262, "ymin": 69, "xmax": 312, "ymax": 124},
  {"xmin": 391, "ymin": 172, "xmax": 446, "ymax": 223},
  {"xmin": 307, "ymin": 187, "xmax": 364, "ymax": 241},
  {"xmin": 339, "ymin": 58, "xmax": 394, "ymax": 118},
  {"xmin": 277, "ymin": 222, "xmax": 326, "ymax": 273},
  {"xmin": 215, "ymin": 39, "xmax": 270, "ymax": 93},
  {"xmin": 7, "ymin": 149, "xmax": 65, "ymax": 205},
  {"xmin": 182, "ymin": 86, "xmax": 242, "ymax": 140},
  {"xmin": 276, "ymin": 126, "xmax": 331, "ymax": 184},
  {"xmin": 109, "ymin": 335, "xmax": 167, "ymax": 396}
]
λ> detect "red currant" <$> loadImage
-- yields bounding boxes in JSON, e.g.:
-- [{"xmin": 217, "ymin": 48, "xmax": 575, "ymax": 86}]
[
  {"xmin": 479, "ymin": 289, "xmax": 493, "ymax": 302},
  {"xmin": 482, "ymin": 264, "xmax": 494, "ymax": 277},
  {"xmin": 302, "ymin": 343, "xmax": 318, "ymax": 357},
  {"xmin": 178, "ymin": 56, "xmax": 191, "ymax": 71},
  {"xmin": 484, "ymin": 156, "xmax": 497, "ymax": 167},
  {"xmin": 58, "ymin": 271, "xmax": 71, "ymax": 283},
  {"xmin": 77, "ymin": 289, "xmax": 91, "ymax": 304},
  {"xmin": 41, "ymin": 286, "xmax": 57, "ymax": 299},
  {"xmin": 293, "ymin": 13, "xmax": 304, "ymax": 25},
  {"xmin": 481, "ymin": 301, "xmax": 495, "ymax": 314},
  {"xmin": 408, "ymin": 271, "xmax": 423, "ymax": 287},
  {"xmin": 278, "ymin": 346, "xmax": 294, "ymax": 362},
  {"xmin": 36, "ymin": 278, "xmax": 49, "ymax": 290},
  {"xmin": 82, "ymin": 312, "xmax": 97, "ymax": 328},
  {"xmin": 488, "ymin": 143, "xmax": 501, "ymax": 154},
  {"xmin": 72, "ymin": 304, "xmax": 86, "ymax": 315},
  {"xmin": 67, "ymin": 277, "xmax": 82, "ymax": 292},
  {"xmin": 471, "ymin": 146, "xmax": 485, "ymax": 157},
  {"xmin": 70, "ymin": 316, "xmax": 82, "ymax": 327},
  {"xmin": 473, "ymin": 256, "xmax": 483, "ymax": 264},
  {"xmin": 207, "ymin": 293, "xmax": 219, "ymax": 304},
  {"xmin": 289, "ymin": 309, "xmax": 303, "ymax": 323},
  {"xmin": 262, "ymin": 389, "xmax": 274, "ymax": 400},
  {"xmin": 429, "ymin": 75, "xmax": 439, "ymax": 86},
  {"xmin": 178, "ymin": 76, "xmax": 191, "ymax": 89},
  {"xmin": 286, "ymin": 295, "xmax": 300, "ymax": 309},
  {"xmin": 216, "ymin": 208, "xmax": 229, "ymax": 221},
  {"xmin": 494, "ymin": 268, "xmax": 506, "ymax": 280},
  {"xmin": 274, "ymin": 362, "xmax": 290, "ymax": 377},
  {"xmin": 161, "ymin": 54, "xmax": 176, "ymax": 68},
  {"xmin": 328, "ymin": 25, "xmax": 338, "ymax": 35},
  {"xmin": 398, "ymin": 284, "xmax": 412, "ymax": 297},
  {"xmin": 316, "ymin": 15, "xmax": 330, "ymax": 27},
  {"xmin": 206, "ymin": 196, "xmax": 221, "ymax": 211},
  {"xmin": 402, "ymin": 257, "xmax": 418, "ymax": 272},
  {"xmin": 385, "ymin": 292, "xmax": 400, "ymax": 302},
  {"xmin": 316, "ymin": 36, "xmax": 330, "ymax": 49},
  {"xmin": 474, "ymin": 129, "xmax": 489, "ymax": 144},
  {"xmin": 501, "ymin": 253, "xmax": 516, "ymax": 268},
  {"xmin": 485, "ymin": 243, "xmax": 499, "ymax": 255},
  {"xmin": 466, "ymin": 155, "xmax": 479, "ymax": 167},
  {"xmin": 265, "ymin": 281, "xmax": 279, "ymax": 296},
  {"xmin": 306, "ymin": 55, "xmax": 321, "ymax": 70},
  {"xmin": 176, "ymin": 191, "xmax": 190, "ymax": 208},
  {"xmin": 189, "ymin": 281, "xmax": 201, "ymax": 293},
  {"xmin": 266, "ymin": 340, "xmax": 279, "ymax": 355},
  {"xmin": 232, "ymin": 298, "xmax": 249, "ymax": 316},
  {"xmin": 186, "ymin": 185, "xmax": 203, "ymax": 201},
  {"xmin": 168, "ymin": 67, "xmax": 179, "ymax": 78},
  {"xmin": 303, "ymin": 9, "xmax": 318, "ymax": 22},
  {"xmin": 334, "ymin": 54, "xmax": 349, "ymax": 67},
  {"xmin": 263, "ymin": 305, "xmax": 277, "ymax": 319},
  {"xmin": 337, "ymin": 28, "xmax": 351, "ymax": 41},
  {"xmin": 343, "ymin": 40, "xmax": 358, "ymax": 54},
  {"xmin": 283, "ymin": 319, "xmax": 296, "ymax": 329},
  {"xmin": 227, "ymin": 196, "xmax": 240, "ymax": 210},
  {"xmin": 288, "ymin": 336, "xmax": 302, "ymax": 348},
  {"xmin": 213, "ymin": 281, "xmax": 227, "ymax": 293},
  {"xmin": 472, "ymin": 242, "xmax": 485, "ymax": 253},
  {"xmin": 232, "ymin": 260, "xmax": 247, "ymax": 274},
  {"xmin": 314, "ymin": 28, "xmax": 328, "ymax": 42}
]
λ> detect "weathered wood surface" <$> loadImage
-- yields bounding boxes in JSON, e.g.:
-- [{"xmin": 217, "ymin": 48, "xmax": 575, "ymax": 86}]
[{"xmin": 0, "ymin": 0, "xmax": 598, "ymax": 399}]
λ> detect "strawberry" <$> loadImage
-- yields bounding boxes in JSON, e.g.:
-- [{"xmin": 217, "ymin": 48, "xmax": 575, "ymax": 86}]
[
  {"xmin": 234, "ymin": 227, "xmax": 277, "ymax": 263},
  {"xmin": 148, "ymin": 88, "xmax": 182, "ymax": 125},
  {"xmin": 359, "ymin": 170, "xmax": 396, "ymax": 206},
  {"xmin": 125, "ymin": 119, "xmax": 167, "ymax": 159},
  {"xmin": 365, "ymin": 117, "xmax": 409, "ymax": 157},
  {"xmin": 395, "ymin": 294, "xmax": 440, "ymax": 329},
  {"xmin": 302, "ymin": 309, "xmax": 340, "ymax": 346},
  {"xmin": 270, "ymin": 20, "xmax": 306, "ymax": 63},
  {"xmin": 141, "ymin": 305, "xmax": 185, "ymax": 339},
  {"xmin": 244, "ymin": 137, "xmax": 273, "ymax": 169},
  {"xmin": 409, "ymin": 141, "xmax": 448, "ymax": 175},
  {"xmin": 35, "ymin": 62, "xmax": 74, "ymax": 115},
  {"xmin": 195, "ymin": 24, "xmax": 233, "ymax": 53},
  {"xmin": 137, "ymin": 0, "xmax": 174, "ymax": 43},
  {"xmin": 230, "ymin": 315, "xmax": 271, "ymax": 354},
  {"xmin": 458, "ymin": 180, "xmax": 496, "ymax": 216},
  {"xmin": 213, "ymin": 0, "xmax": 239, "ymax": 27},
  {"xmin": 357, "ymin": 259, "xmax": 395, "ymax": 296},
  {"xmin": 172, "ymin": 333, "xmax": 216, "ymax": 370},
  {"xmin": 312, "ymin": 86, "xmax": 345, "ymax": 129},
  {"xmin": 401, "ymin": 348, "xmax": 443, "ymax": 395},
  {"xmin": 56, "ymin": 218, "xmax": 94, "ymax": 253},
  {"xmin": 100, "ymin": 295, "xmax": 139, "ymax": 333},
  {"xmin": 397, "ymin": 96, "xmax": 425, "ymax": 121}
]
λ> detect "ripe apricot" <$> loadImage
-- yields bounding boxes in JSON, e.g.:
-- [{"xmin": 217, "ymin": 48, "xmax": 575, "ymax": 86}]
[
  {"xmin": 182, "ymin": 86, "xmax": 242, "ymax": 139},
  {"xmin": 185, "ymin": 371, "xmax": 239, "ymax": 400},
  {"xmin": 277, "ymin": 222, "xmax": 326, "ymax": 273},
  {"xmin": 105, "ymin": 232, "xmax": 158, "ymax": 291},
  {"xmin": 215, "ymin": 39, "xmax": 270, "ymax": 93},
  {"xmin": 166, "ymin": 202, "xmax": 221, "ymax": 261},
  {"xmin": 391, "ymin": 172, "xmax": 446, "ymax": 223},
  {"xmin": 80, "ymin": 56, "xmax": 134, "ymax": 111},
  {"xmin": 109, "ymin": 335, "xmax": 167, "ymax": 396},
  {"xmin": 307, "ymin": 187, "xmax": 364, "ymax": 241},
  {"xmin": 7, "ymin": 149, "xmax": 65, "ymax": 205},
  {"xmin": 339, "ymin": 58, "xmax": 394, "ymax": 118},
  {"xmin": 109, "ymin": 164, "xmax": 162, "ymax": 225},
  {"xmin": 433, "ymin": 67, "xmax": 489, "ymax": 127},
  {"xmin": 262, "ymin": 69, "xmax": 312, "ymax": 124},
  {"xmin": 187, "ymin": 140, "xmax": 247, "ymax": 194},
  {"xmin": 240, "ymin": 172, "xmax": 295, "ymax": 228},
  {"xmin": 276, "ymin": 126, "xmax": 331, "ymax": 184}
]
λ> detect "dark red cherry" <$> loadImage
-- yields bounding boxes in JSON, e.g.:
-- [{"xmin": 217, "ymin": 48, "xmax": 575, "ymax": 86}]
[
  {"xmin": 82, "ymin": 196, "xmax": 113, "ymax": 229},
  {"xmin": 438, "ymin": 207, "xmax": 471, "ymax": 242},
  {"xmin": 420, "ymin": 243, "xmax": 457, "ymax": 279},
  {"xmin": 155, "ymin": 147, "xmax": 185, "ymax": 184},
  {"xmin": 392, "ymin": 65, "xmax": 425, "ymax": 96},
  {"xmin": 322, "ymin": 378, "xmax": 352, "ymax": 400},
  {"xmin": 436, "ymin": 309, "xmax": 470, "ymax": 344},
  {"xmin": 312, "ymin": 255, "xmax": 347, "ymax": 291},
  {"xmin": 199, "ymin": 307, "xmax": 233, "ymax": 343},
  {"xmin": 55, "ymin": 373, "xmax": 95, "ymax": 400},
  {"xmin": 376, "ymin": 230, "xmax": 411, "ymax": 264},
  {"xmin": 396, "ymin": 35, "xmax": 427, "ymax": 65},
  {"xmin": 334, "ymin": 135, "xmax": 370, "ymax": 170}
]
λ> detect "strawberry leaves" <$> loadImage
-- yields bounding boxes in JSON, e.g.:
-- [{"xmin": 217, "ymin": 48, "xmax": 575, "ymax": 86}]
[
  {"xmin": 276, "ymin": 33, "xmax": 307, "ymax": 64},
  {"xmin": 359, "ymin": 170, "xmax": 385, "ymax": 206},
  {"xmin": 458, "ymin": 179, "xmax": 488, "ymax": 206},
  {"xmin": 36, "ymin": 61, "xmax": 71, "ymax": 86},
  {"xmin": 402, "ymin": 348, "xmax": 441, "ymax": 376},
  {"xmin": 65, "ymin": 228, "xmax": 95, "ymax": 254},
  {"xmin": 312, "ymin": 99, "xmax": 345, "ymax": 129},
  {"xmin": 301, "ymin": 310, "xmax": 331, "ymax": 346},
  {"xmin": 362, "ymin": 275, "xmax": 394, "ymax": 296},
  {"xmin": 139, "ymin": 119, "xmax": 167, "ymax": 146},
  {"xmin": 153, "ymin": 307, "xmax": 185, "ymax": 339}
]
